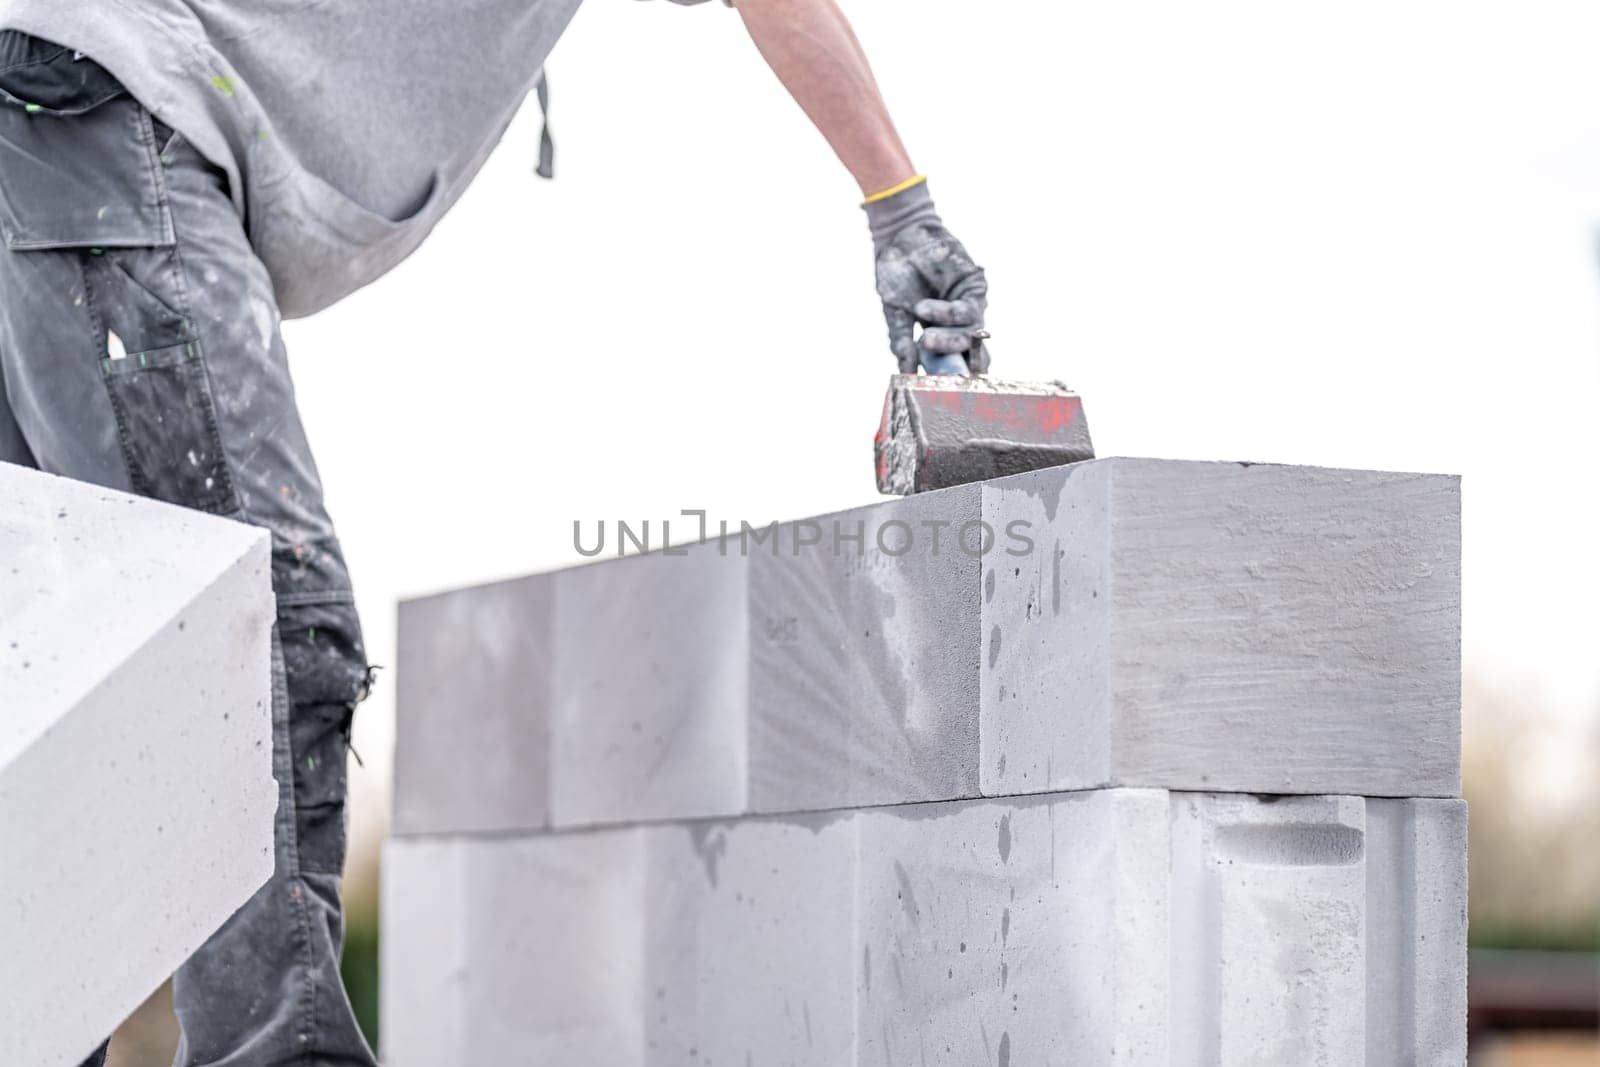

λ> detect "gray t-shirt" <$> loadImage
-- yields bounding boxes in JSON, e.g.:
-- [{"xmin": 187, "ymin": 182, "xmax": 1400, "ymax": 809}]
[{"xmin": 0, "ymin": 0, "xmax": 719, "ymax": 317}]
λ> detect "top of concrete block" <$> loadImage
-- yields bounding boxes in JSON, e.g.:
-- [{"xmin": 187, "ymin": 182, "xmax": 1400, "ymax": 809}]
[{"xmin": 0, "ymin": 463, "xmax": 269, "ymax": 765}]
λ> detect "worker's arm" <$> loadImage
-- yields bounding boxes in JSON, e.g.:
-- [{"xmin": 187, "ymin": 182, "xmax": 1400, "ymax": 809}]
[{"xmin": 731, "ymin": 0, "xmax": 991, "ymax": 374}]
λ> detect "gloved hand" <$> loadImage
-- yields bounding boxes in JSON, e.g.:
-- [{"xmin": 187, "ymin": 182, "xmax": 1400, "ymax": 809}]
[{"xmin": 865, "ymin": 177, "xmax": 990, "ymax": 376}]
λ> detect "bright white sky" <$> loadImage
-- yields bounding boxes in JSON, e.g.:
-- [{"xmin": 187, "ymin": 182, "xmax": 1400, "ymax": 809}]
[{"xmin": 280, "ymin": 0, "xmax": 1600, "ymax": 852}]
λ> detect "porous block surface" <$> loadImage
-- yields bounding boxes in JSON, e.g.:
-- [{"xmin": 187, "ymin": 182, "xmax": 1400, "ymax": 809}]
[
  {"xmin": 0, "ymin": 463, "xmax": 275, "ymax": 1067},
  {"xmin": 746, "ymin": 486, "xmax": 982, "ymax": 813},
  {"xmin": 396, "ymin": 459, "xmax": 1460, "ymax": 836},
  {"xmin": 381, "ymin": 791, "xmax": 1467, "ymax": 1065},
  {"xmin": 981, "ymin": 459, "xmax": 1462, "ymax": 798}
]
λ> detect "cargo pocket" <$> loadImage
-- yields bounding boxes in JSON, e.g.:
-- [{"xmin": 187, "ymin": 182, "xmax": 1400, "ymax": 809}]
[
  {"xmin": 99, "ymin": 338, "xmax": 237, "ymax": 513},
  {"xmin": 77, "ymin": 233, "xmax": 238, "ymax": 513},
  {"xmin": 280, "ymin": 597, "xmax": 372, "ymax": 875},
  {"xmin": 0, "ymin": 89, "xmax": 173, "ymax": 250},
  {"xmin": 288, "ymin": 697, "xmax": 355, "ymax": 875},
  {"xmin": 0, "ymin": 67, "xmax": 230, "ymax": 511}
]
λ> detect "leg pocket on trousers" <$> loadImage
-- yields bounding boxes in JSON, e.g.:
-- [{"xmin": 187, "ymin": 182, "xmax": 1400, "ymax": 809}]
[
  {"xmin": 100, "ymin": 340, "xmax": 237, "ymax": 513},
  {"xmin": 280, "ymin": 597, "xmax": 370, "ymax": 875},
  {"xmin": 0, "ymin": 92, "xmax": 172, "ymax": 249},
  {"xmin": 289, "ymin": 699, "xmax": 354, "ymax": 875}
]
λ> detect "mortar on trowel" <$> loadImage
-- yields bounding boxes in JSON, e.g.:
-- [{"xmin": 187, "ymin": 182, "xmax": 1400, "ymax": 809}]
[{"xmin": 873, "ymin": 352, "xmax": 1094, "ymax": 495}]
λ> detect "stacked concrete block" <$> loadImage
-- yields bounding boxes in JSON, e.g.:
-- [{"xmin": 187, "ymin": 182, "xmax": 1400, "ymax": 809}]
[
  {"xmin": 0, "ymin": 462, "xmax": 276, "ymax": 1067},
  {"xmin": 383, "ymin": 791, "xmax": 1467, "ymax": 1064},
  {"xmin": 981, "ymin": 461, "xmax": 1460, "ymax": 798},
  {"xmin": 553, "ymin": 541, "xmax": 751, "ymax": 826},
  {"xmin": 386, "ymin": 457, "xmax": 1465, "ymax": 1063},
  {"xmin": 396, "ymin": 458, "xmax": 1459, "ymax": 832},
  {"xmin": 746, "ymin": 486, "xmax": 983, "ymax": 814}
]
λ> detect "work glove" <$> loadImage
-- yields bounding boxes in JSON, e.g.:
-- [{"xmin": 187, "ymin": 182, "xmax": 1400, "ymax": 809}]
[{"xmin": 865, "ymin": 178, "xmax": 991, "ymax": 375}]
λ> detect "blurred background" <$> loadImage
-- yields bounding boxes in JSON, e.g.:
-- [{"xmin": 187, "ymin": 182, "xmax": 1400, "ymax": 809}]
[{"xmin": 108, "ymin": 0, "xmax": 1596, "ymax": 1062}]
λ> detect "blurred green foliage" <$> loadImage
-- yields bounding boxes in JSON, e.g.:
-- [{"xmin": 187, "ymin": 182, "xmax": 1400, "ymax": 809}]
[
  {"xmin": 1470, "ymin": 916, "xmax": 1600, "ymax": 954},
  {"xmin": 343, "ymin": 909, "xmax": 380, "ymax": 1050}
]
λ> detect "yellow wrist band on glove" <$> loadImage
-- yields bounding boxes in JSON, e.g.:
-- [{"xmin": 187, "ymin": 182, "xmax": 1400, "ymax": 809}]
[{"xmin": 862, "ymin": 174, "xmax": 927, "ymax": 205}]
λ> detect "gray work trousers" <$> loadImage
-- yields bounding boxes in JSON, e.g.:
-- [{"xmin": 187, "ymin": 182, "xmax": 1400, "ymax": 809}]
[{"xmin": 0, "ymin": 32, "xmax": 377, "ymax": 1067}]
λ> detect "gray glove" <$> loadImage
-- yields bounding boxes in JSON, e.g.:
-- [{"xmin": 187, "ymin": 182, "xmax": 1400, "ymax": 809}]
[{"xmin": 865, "ymin": 179, "xmax": 991, "ymax": 375}]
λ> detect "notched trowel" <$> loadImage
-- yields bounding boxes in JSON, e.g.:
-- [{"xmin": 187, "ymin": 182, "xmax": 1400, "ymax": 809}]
[{"xmin": 874, "ymin": 373, "xmax": 1095, "ymax": 496}]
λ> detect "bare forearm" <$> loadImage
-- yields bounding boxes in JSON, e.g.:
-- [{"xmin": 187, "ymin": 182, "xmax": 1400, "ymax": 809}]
[{"xmin": 734, "ymin": 0, "xmax": 915, "ymax": 197}]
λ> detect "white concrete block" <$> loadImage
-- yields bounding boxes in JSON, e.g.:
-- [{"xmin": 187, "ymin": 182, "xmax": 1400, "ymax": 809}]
[
  {"xmin": 1364, "ymin": 797, "xmax": 1470, "ymax": 1066},
  {"xmin": 981, "ymin": 459, "xmax": 1461, "ymax": 798},
  {"xmin": 552, "ymin": 541, "xmax": 748, "ymax": 827},
  {"xmin": 396, "ymin": 540, "xmax": 748, "ymax": 834},
  {"xmin": 381, "ymin": 790, "xmax": 1467, "ymax": 1064},
  {"xmin": 644, "ymin": 812, "xmax": 859, "ymax": 1064},
  {"xmin": 747, "ymin": 487, "xmax": 981, "ymax": 813},
  {"xmin": 853, "ymin": 789, "xmax": 1170, "ymax": 1066},
  {"xmin": 481, "ymin": 830, "xmax": 648, "ymax": 1065},
  {"xmin": 395, "ymin": 458, "xmax": 1460, "ymax": 836},
  {"xmin": 381, "ymin": 830, "xmax": 647, "ymax": 1067},
  {"xmin": 378, "ymin": 838, "xmax": 471, "ymax": 1066},
  {"xmin": 0, "ymin": 463, "xmax": 275, "ymax": 1067},
  {"xmin": 1169, "ymin": 793, "xmax": 1367, "ymax": 1065},
  {"xmin": 396, "ymin": 490, "xmax": 987, "ymax": 832},
  {"xmin": 383, "ymin": 814, "xmax": 860, "ymax": 1067},
  {"xmin": 977, "ymin": 460, "xmax": 1112, "ymax": 796},
  {"xmin": 395, "ymin": 576, "xmax": 553, "ymax": 835}
]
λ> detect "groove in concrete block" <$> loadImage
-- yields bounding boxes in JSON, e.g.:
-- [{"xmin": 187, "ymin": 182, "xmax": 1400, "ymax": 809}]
[
  {"xmin": 1169, "ymin": 793, "xmax": 1368, "ymax": 1065},
  {"xmin": 381, "ymin": 789, "xmax": 1468, "ymax": 1064},
  {"xmin": 1364, "ymin": 797, "xmax": 1469, "ymax": 1066}
]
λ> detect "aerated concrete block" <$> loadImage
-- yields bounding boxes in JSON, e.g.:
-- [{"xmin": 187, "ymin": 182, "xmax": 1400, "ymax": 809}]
[
  {"xmin": 0, "ymin": 463, "xmax": 275, "ymax": 1067},
  {"xmin": 395, "ymin": 576, "xmax": 553, "ymax": 835},
  {"xmin": 397, "ymin": 540, "xmax": 748, "ymax": 834},
  {"xmin": 1169, "ymin": 793, "xmax": 1367, "ymax": 1064},
  {"xmin": 395, "ymin": 458, "xmax": 1460, "ymax": 835},
  {"xmin": 853, "ymin": 789, "xmax": 1171, "ymax": 1065},
  {"xmin": 382, "ymin": 829, "xmax": 647, "ymax": 1067},
  {"xmin": 381, "ymin": 790, "xmax": 1467, "ymax": 1064},
  {"xmin": 397, "ymin": 489, "xmax": 988, "ymax": 830},
  {"xmin": 747, "ymin": 486, "xmax": 981, "ymax": 813},
  {"xmin": 382, "ymin": 814, "xmax": 859, "ymax": 1067},
  {"xmin": 981, "ymin": 460, "xmax": 1461, "ymax": 798},
  {"xmin": 643, "ymin": 812, "xmax": 859, "ymax": 1064},
  {"xmin": 552, "ymin": 541, "xmax": 748, "ymax": 827},
  {"xmin": 1364, "ymin": 796, "xmax": 1470, "ymax": 1065}
]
